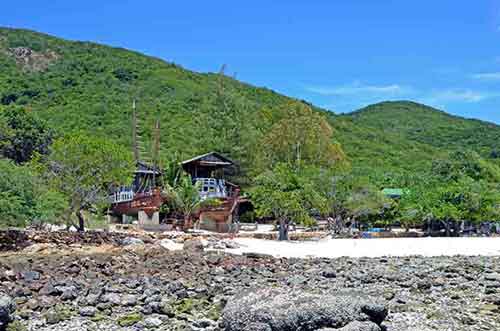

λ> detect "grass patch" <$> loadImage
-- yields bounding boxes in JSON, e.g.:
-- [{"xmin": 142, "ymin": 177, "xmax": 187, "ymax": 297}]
[
  {"xmin": 117, "ymin": 313, "xmax": 142, "ymax": 327},
  {"xmin": 6, "ymin": 320, "xmax": 27, "ymax": 331}
]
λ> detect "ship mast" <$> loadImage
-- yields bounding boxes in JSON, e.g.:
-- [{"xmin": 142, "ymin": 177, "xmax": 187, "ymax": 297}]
[
  {"xmin": 152, "ymin": 114, "xmax": 161, "ymax": 187},
  {"xmin": 132, "ymin": 99, "xmax": 140, "ymax": 163}
]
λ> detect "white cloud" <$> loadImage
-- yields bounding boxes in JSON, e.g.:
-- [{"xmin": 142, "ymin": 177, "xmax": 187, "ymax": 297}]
[
  {"xmin": 306, "ymin": 82, "xmax": 409, "ymax": 96},
  {"xmin": 305, "ymin": 80, "xmax": 499, "ymax": 114},
  {"xmin": 426, "ymin": 89, "xmax": 490, "ymax": 104},
  {"xmin": 472, "ymin": 72, "xmax": 500, "ymax": 81}
]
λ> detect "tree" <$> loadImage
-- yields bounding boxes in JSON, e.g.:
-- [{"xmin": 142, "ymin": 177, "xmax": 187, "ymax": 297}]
[
  {"xmin": 251, "ymin": 163, "xmax": 327, "ymax": 240},
  {"xmin": 0, "ymin": 107, "xmax": 54, "ymax": 163},
  {"xmin": 425, "ymin": 183, "xmax": 463, "ymax": 236},
  {"xmin": 35, "ymin": 133, "xmax": 133, "ymax": 231},
  {"xmin": 194, "ymin": 80, "xmax": 259, "ymax": 185},
  {"xmin": 160, "ymin": 154, "xmax": 183, "ymax": 187},
  {"xmin": 31, "ymin": 189, "xmax": 68, "ymax": 227},
  {"xmin": 432, "ymin": 151, "xmax": 500, "ymax": 183},
  {"xmin": 344, "ymin": 183, "xmax": 390, "ymax": 229},
  {"xmin": 166, "ymin": 173, "xmax": 219, "ymax": 230},
  {"xmin": 398, "ymin": 185, "xmax": 426, "ymax": 231},
  {"xmin": 425, "ymin": 152, "xmax": 500, "ymax": 236},
  {"xmin": 452, "ymin": 179, "xmax": 500, "ymax": 229},
  {"xmin": 258, "ymin": 102, "xmax": 346, "ymax": 171},
  {"xmin": 378, "ymin": 201, "xmax": 400, "ymax": 230}
]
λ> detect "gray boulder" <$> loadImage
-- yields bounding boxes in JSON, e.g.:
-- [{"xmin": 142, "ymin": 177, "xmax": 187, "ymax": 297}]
[
  {"xmin": 485, "ymin": 273, "xmax": 500, "ymax": 282},
  {"xmin": 121, "ymin": 294, "xmax": 138, "ymax": 306},
  {"xmin": 320, "ymin": 321, "xmax": 381, "ymax": 331},
  {"xmin": 144, "ymin": 316, "xmax": 163, "ymax": 328},
  {"xmin": 222, "ymin": 239, "xmax": 240, "ymax": 249},
  {"xmin": 81, "ymin": 294, "xmax": 99, "ymax": 306},
  {"xmin": 183, "ymin": 239, "xmax": 204, "ymax": 252},
  {"xmin": 0, "ymin": 294, "xmax": 15, "ymax": 330},
  {"xmin": 79, "ymin": 306, "xmax": 97, "ymax": 317},
  {"xmin": 39, "ymin": 282, "xmax": 61, "ymax": 296},
  {"xmin": 20, "ymin": 271, "xmax": 41, "ymax": 282},
  {"xmin": 122, "ymin": 237, "xmax": 145, "ymax": 246},
  {"xmin": 360, "ymin": 303, "xmax": 387, "ymax": 325},
  {"xmin": 322, "ymin": 269, "xmax": 337, "ymax": 279},
  {"xmin": 60, "ymin": 287, "xmax": 78, "ymax": 301},
  {"xmin": 100, "ymin": 293, "xmax": 121, "ymax": 305},
  {"xmin": 221, "ymin": 288, "xmax": 387, "ymax": 331},
  {"xmin": 158, "ymin": 238, "xmax": 180, "ymax": 251}
]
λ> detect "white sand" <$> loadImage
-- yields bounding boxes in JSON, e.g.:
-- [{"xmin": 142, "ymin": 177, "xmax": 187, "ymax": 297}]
[{"xmin": 227, "ymin": 237, "xmax": 500, "ymax": 258}]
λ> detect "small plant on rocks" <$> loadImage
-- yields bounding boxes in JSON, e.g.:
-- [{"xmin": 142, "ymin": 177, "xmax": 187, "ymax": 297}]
[{"xmin": 117, "ymin": 313, "xmax": 142, "ymax": 327}]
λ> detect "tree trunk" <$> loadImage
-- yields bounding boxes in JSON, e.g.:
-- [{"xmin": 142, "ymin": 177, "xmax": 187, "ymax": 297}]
[
  {"xmin": 426, "ymin": 220, "xmax": 433, "ymax": 237},
  {"xmin": 76, "ymin": 209, "xmax": 85, "ymax": 232},
  {"xmin": 183, "ymin": 215, "xmax": 192, "ymax": 231},
  {"xmin": 442, "ymin": 220, "xmax": 451, "ymax": 237},
  {"xmin": 278, "ymin": 218, "xmax": 289, "ymax": 241}
]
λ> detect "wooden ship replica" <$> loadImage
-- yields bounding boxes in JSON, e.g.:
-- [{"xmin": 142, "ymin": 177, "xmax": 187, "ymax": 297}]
[
  {"xmin": 108, "ymin": 100, "xmax": 166, "ymax": 229},
  {"xmin": 181, "ymin": 152, "xmax": 250, "ymax": 232},
  {"xmin": 108, "ymin": 101, "xmax": 250, "ymax": 232}
]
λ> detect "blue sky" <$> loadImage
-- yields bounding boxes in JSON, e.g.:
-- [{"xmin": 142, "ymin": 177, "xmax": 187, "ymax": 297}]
[{"xmin": 2, "ymin": 1, "xmax": 500, "ymax": 122}]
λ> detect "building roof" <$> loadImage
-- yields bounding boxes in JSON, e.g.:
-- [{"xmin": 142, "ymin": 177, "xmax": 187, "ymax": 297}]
[
  {"xmin": 181, "ymin": 152, "xmax": 234, "ymax": 168},
  {"xmin": 382, "ymin": 188, "xmax": 407, "ymax": 197}
]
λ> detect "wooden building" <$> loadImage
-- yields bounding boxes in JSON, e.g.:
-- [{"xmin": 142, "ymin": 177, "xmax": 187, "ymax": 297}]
[
  {"xmin": 181, "ymin": 152, "xmax": 248, "ymax": 232},
  {"xmin": 108, "ymin": 150, "xmax": 250, "ymax": 233}
]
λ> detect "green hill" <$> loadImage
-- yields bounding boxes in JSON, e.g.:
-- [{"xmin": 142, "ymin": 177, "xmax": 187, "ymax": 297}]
[
  {"xmin": 332, "ymin": 101, "xmax": 500, "ymax": 183},
  {"xmin": 1, "ymin": 27, "xmax": 499, "ymax": 187},
  {"xmin": 0, "ymin": 28, "xmax": 295, "ymax": 158},
  {"xmin": 345, "ymin": 101, "xmax": 500, "ymax": 156}
]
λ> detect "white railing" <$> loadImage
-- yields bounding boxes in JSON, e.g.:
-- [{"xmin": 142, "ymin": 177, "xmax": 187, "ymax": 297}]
[
  {"xmin": 109, "ymin": 189, "xmax": 135, "ymax": 203},
  {"xmin": 194, "ymin": 178, "xmax": 228, "ymax": 200}
]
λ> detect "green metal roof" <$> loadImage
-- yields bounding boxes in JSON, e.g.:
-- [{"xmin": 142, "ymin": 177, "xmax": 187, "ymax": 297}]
[{"xmin": 382, "ymin": 188, "xmax": 406, "ymax": 197}]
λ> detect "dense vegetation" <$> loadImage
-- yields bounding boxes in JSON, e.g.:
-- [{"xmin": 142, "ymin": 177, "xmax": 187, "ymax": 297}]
[
  {"xmin": 1, "ymin": 27, "xmax": 500, "ymax": 233},
  {"xmin": 347, "ymin": 101, "xmax": 500, "ymax": 156}
]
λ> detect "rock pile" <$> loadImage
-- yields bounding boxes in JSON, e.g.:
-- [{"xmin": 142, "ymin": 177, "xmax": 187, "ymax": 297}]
[
  {"xmin": 0, "ymin": 230, "xmax": 241, "ymax": 253},
  {"xmin": 0, "ymin": 239, "xmax": 499, "ymax": 330},
  {"xmin": 0, "ymin": 230, "xmax": 134, "ymax": 252}
]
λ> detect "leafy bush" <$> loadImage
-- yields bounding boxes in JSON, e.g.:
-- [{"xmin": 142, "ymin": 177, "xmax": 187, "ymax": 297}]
[{"xmin": 0, "ymin": 159, "xmax": 36, "ymax": 227}]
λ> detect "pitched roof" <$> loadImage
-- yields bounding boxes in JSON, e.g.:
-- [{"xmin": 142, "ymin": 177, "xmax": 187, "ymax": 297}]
[{"xmin": 181, "ymin": 152, "xmax": 234, "ymax": 167}]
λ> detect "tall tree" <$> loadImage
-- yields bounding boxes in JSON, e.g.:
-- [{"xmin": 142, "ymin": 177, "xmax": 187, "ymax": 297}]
[
  {"xmin": 252, "ymin": 163, "xmax": 327, "ymax": 240},
  {"xmin": 344, "ymin": 183, "xmax": 390, "ymax": 228},
  {"xmin": 193, "ymin": 79, "xmax": 259, "ymax": 185},
  {"xmin": 259, "ymin": 102, "xmax": 346, "ymax": 171}
]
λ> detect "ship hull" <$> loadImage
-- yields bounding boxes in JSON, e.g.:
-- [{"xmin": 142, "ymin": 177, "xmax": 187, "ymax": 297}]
[{"xmin": 111, "ymin": 189, "xmax": 164, "ymax": 217}]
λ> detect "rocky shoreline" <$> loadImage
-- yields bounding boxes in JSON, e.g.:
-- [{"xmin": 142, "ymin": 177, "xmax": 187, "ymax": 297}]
[{"xmin": 0, "ymin": 233, "xmax": 499, "ymax": 330}]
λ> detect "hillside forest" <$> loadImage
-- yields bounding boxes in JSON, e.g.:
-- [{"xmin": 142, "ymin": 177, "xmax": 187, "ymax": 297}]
[{"xmin": 1, "ymin": 28, "xmax": 500, "ymax": 234}]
